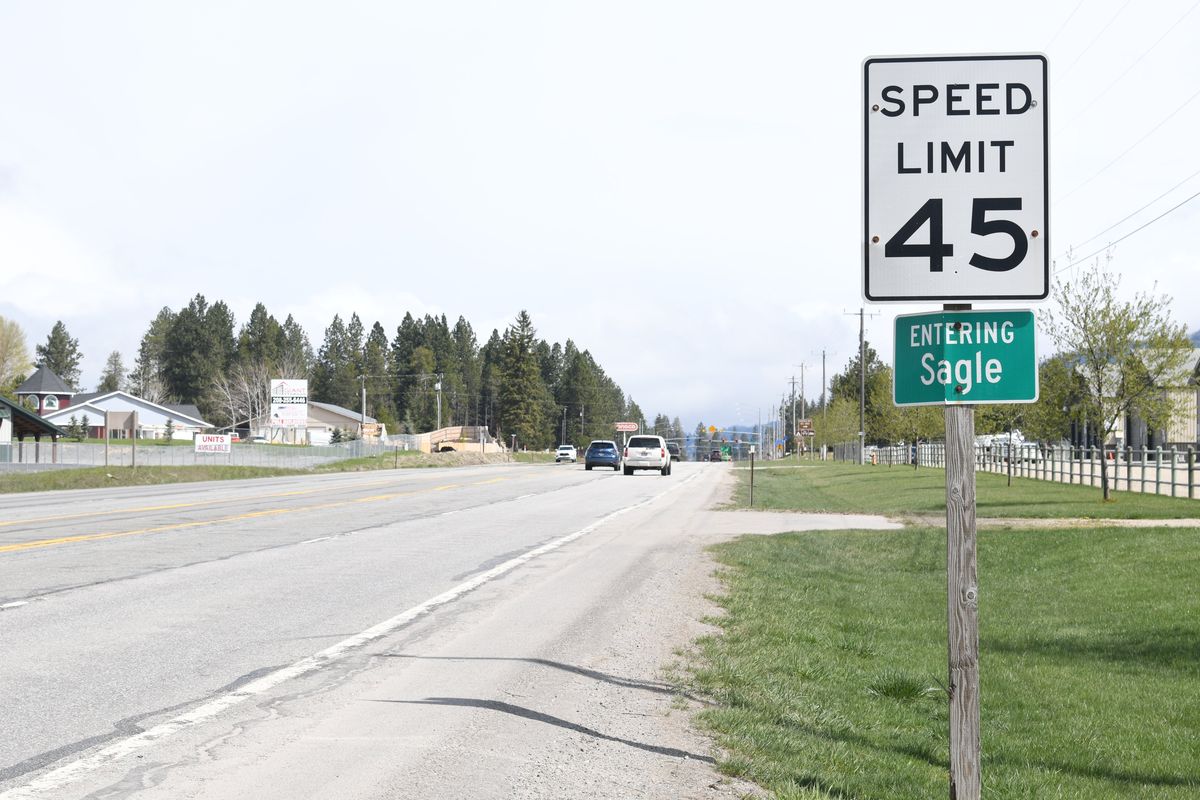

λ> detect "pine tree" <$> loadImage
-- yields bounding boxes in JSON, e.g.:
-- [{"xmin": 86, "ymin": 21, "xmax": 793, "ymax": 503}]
[
  {"xmin": 130, "ymin": 307, "xmax": 176, "ymax": 402},
  {"xmin": 36, "ymin": 321, "xmax": 83, "ymax": 390},
  {"xmin": 236, "ymin": 303, "xmax": 282, "ymax": 370},
  {"xmin": 80, "ymin": 413, "xmax": 91, "ymax": 440},
  {"xmin": 278, "ymin": 315, "xmax": 313, "ymax": 379},
  {"xmin": 97, "ymin": 351, "xmax": 126, "ymax": 393},
  {"xmin": 312, "ymin": 315, "xmax": 358, "ymax": 409},
  {"xmin": 498, "ymin": 311, "xmax": 551, "ymax": 449},
  {"xmin": 363, "ymin": 321, "xmax": 395, "ymax": 428}
]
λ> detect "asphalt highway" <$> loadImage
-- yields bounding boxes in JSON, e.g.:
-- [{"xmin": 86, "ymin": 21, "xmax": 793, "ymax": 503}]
[{"xmin": 0, "ymin": 461, "xmax": 738, "ymax": 799}]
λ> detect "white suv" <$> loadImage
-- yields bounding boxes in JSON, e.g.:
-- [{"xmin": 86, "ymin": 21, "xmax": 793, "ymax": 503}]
[
  {"xmin": 555, "ymin": 444, "xmax": 577, "ymax": 463},
  {"xmin": 623, "ymin": 435, "xmax": 671, "ymax": 476}
]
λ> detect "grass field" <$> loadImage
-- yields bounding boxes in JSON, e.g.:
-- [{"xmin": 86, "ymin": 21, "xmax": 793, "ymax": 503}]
[
  {"xmin": 732, "ymin": 460, "xmax": 1200, "ymax": 519},
  {"xmin": 0, "ymin": 465, "xmax": 305, "ymax": 493},
  {"xmin": 692, "ymin": 525, "xmax": 1200, "ymax": 798},
  {"xmin": 0, "ymin": 451, "xmax": 554, "ymax": 493}
]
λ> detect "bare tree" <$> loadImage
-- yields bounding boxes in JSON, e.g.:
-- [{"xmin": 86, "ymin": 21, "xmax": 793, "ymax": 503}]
[
  {"xmin": 211, "ymin": 361, "xmax": 273, "ymax": 432},
  {"xmin": 1041, "ymin": 260, "xmax": 1193, "ymax": 500}
]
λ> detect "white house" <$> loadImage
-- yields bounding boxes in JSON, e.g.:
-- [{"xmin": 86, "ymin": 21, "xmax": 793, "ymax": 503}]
[{"xmin": 42, "ymin": 391, "xmax": 214, "ymax": 440}]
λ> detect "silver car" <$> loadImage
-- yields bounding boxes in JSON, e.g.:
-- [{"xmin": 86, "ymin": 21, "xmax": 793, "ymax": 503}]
[{"xmin": 623, "ymin": 435, "xmax": 671, "ymax": 476}]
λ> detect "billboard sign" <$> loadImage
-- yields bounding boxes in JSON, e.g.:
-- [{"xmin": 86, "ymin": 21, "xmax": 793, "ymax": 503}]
[{"xmin": 270, "ymin": 379, "xmax": 308, "ymax": 428}]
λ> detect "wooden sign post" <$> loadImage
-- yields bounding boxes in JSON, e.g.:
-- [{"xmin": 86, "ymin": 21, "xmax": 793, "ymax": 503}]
[{"xmin": 944, "ymin": 401, "xmax": 980, "ymax": 798}]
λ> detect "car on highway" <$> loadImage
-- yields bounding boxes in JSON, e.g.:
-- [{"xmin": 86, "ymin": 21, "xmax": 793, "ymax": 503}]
[
  {"xmin": 709, "ymin": 448, "xmax": 723, "ymax": 462},
  {"xmin": 666, "ymin": 442, "xmax": 682, "ymax": 462},
  {"xmin": 624, "ymin": 435, "xmax": 671, "ymax": 476},
  {"xmin": 584, "ymin": 440, "xmax": 621, "ymax": 471},
  {"xmin": 555, "ymin": 444, "xmax": 577, "ymax": 463}
]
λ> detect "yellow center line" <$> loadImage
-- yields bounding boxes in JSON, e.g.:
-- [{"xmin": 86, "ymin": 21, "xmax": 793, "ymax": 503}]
[
  {"xmin": 0, "ymin": 475, "xmax": 429, "ymax": 529},
  {"xmin": 0, "ymin": 474, "xmax": 505, "ymax": 554}
]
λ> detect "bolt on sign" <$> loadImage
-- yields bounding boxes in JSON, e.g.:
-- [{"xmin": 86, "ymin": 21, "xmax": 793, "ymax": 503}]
[
  {"xmin": 863, "ymin": 54, "xmax": 1048, "ymax": 302},
  {"xmin": 894, "ymin": 309, "xmax": 1037, "ymax": 405}
]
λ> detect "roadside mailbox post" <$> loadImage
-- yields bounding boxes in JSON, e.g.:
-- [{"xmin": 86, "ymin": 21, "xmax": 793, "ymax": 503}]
[{"xmin": 865, "ymin": 53, "xmax": 1048, "ymax": 800}]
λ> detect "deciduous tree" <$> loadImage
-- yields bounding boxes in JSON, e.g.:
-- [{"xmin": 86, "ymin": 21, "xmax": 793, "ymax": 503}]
[
  {"xmin": 1041, "ymin": 261, "xmax": 1193, "ymax": 500},
  {"xmin": 0, "ymin": 315, "xmax": 32, "ymax": 398}
]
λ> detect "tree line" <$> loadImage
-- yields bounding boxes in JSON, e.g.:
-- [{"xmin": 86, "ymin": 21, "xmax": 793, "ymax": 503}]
[{"xmin": 1, "ymin": 300, "xmax": 686, "ymax": 451}]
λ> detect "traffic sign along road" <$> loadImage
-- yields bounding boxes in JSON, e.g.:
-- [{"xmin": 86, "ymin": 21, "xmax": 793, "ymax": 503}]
[
  {"xmin": 893, "ymin": 309, "xmax": 1038, "ymax": 405},
  {"xmin": 864, "ymin": 54, "xmax": 1048, "ymax": 302}
]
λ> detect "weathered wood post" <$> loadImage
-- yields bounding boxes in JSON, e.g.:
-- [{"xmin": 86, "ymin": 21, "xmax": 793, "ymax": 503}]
[{"xmin": 945, "ymin": 403, "xmax": 980, "ymax": 799}]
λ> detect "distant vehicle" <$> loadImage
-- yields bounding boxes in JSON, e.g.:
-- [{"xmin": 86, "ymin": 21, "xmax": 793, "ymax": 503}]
[
  {"xmin": 555, "ymin": 444, "xmax": 577, "ymax": 463},
  {"xmin": 624, "ymin": 435, "xmax": 671, "ymax": 476},
  {"xmin": 248, "ymin": 435, "xmax": 268, "ymax": 444},
  {"xmin": 666, "ymin": 442, "xmax": 682, "ymax": 462},
  {"xmin": 710, "ymin": 449, "xmax": 723, "ymax": 462},
  {"xmin": 584, "ymin": 440, "xmax": 621, "ymax": 471}
]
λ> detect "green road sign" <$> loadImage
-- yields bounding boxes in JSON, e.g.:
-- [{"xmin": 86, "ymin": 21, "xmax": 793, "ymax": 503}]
[{"xmin": 893, "ymin": 309, "xmax": 1038, "ymax": 406}]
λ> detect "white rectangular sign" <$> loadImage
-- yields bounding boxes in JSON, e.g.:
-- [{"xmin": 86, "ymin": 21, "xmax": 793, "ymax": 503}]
[
  {"xmin": 269, "ymin": 379, "xmax": 308, "ymax": 428},
  {"xmin": 194, "ymin": 433, "xmax": 232, "ymax": 454},
  {"xmin": 864, "ymin": 54, "xmax": 1048, "ymax": 302}
]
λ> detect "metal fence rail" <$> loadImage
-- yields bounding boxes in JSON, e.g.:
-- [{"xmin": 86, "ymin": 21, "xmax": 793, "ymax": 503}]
[
  {"xmin": 0, "ymin": 439, "xmax": 403, "ymax": 470},
  {"xmin": 835, "ymin": 442, "xmax": 1199, "ymax": 499}
]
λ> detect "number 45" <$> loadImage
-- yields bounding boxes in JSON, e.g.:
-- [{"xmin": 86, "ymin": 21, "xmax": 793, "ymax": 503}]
[{"xmin": 884, "ymin": 198, "xmax": 1028, "ymax": 272}]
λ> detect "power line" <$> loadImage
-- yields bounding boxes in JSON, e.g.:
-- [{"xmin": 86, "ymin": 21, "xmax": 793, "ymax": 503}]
[
  {"xmin": 1043, "ymin": 0, "xmax": 1087, "ymax": 51},
  {"xmin": 1059, "ymin": 165, "xmax": 1200, "ymax": 258},
  {"xmin": 1054, "ymin": 185, "xmax": 1200, "ymax": 274},
  {"xmin": 1055, "ymin": 0, "xmax": 1135, "ymax": 84},
  {"xmin": 1057, "ymin": 0, "xmax": 1200, "ymax": 131},
  {"xmin": 1056, "ymin": 83, "xmax": 1200, "ymax": 203}
]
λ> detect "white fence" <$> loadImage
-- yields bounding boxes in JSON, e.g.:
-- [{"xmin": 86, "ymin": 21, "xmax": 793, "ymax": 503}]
[{"xmin": 834, "ymin": 442, "xmax": 1199, "ymax": 499}]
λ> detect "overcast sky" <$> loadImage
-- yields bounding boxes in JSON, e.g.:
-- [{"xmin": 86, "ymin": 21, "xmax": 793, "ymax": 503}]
[{"xmin": 2, "ymin": 1, "xmax": 1198, "ymax": 429}]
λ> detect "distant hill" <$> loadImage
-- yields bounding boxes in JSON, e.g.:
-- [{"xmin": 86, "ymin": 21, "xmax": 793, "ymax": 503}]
[{"xmin": 1192, "ymin": 330, "xmax": 1200, "ymax": 346}]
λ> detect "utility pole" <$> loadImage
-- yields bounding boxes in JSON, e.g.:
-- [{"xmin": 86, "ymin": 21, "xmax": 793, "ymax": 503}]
[
  {"xmin": 435, "ymin": 378, "xmax": 443, "ymax": 431},
  {"xmin": 788, "ymin": 377, "xmax": 797, "ymax": 457},
  {"xmin": 359, "ymin": 374, "xmax": 367, "ymax": 433},
  {"xmin": 795, "ymin": 362, "xmax": 808, "ymax": 456},
  {"xmin": 844, "ymin": 308, "xmax": 879, "ymax": 464},
  {"xmin": 822, "ymin": 349, "xmax": 827, "ymax": 459},
  {"xmin": 561, "ymin": 406, "xmax": 567, "ymax": 445}
]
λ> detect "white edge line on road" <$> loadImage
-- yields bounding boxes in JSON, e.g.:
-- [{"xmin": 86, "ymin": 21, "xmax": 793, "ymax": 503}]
[
  {"xmin": 0, "ymin": 601, "xmax": 28, "ymax": 610},
  {"xmin": 0, "ymin": 471, "xmax": 702, "ymax": 800}
]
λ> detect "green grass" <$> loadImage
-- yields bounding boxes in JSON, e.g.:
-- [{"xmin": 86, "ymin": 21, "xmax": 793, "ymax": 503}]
[
  {"xmin": 735, "ymin": 461, "xmax": 1200, "ymax": 519},
  {"xmin": 0, "ymin": 451, "xmax": 543, "ymax": 492},
  {"xmin": 511, "ymin": 451, "xmax": 556, "ymax": 463},
  {"xmin": 690, "ymin": 526, "xmax": 1200, "ymax": 798},
  {"xmin": 0, "ymin": 465, "xmax": 305, "ymax": 492}
]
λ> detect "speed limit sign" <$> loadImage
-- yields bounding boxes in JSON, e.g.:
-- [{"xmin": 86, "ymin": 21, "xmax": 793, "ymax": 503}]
[{"xmin": 863, "ymin": 54, "xmax": 1048, "ymax": 302}]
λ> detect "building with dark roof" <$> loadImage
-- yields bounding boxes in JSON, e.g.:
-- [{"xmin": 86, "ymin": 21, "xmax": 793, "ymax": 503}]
[{"xmin": 15, "ymin": 365, "xmax": 75, "ymax": 415}]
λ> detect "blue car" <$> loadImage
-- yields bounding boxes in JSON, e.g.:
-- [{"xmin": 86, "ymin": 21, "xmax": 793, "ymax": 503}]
[{"xmin": 584, "ymin": 440, "xmax": 621, "ymax": 471}]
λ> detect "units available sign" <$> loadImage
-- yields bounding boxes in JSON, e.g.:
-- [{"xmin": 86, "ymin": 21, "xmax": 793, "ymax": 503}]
[
  {"xmin": 864, "ymin": 54, "xmax": 1048, "ymax": 301},
  {"xmin": 893, "ymin": 309, "xmax": 1037, "ymax": 405},
  {"xmin": 194, "ymin": 433, "xmax": 232, "ymax": 454},
  {"xmin": 270, "ymin": 379, "xmax": 308, "ymax": 427}
]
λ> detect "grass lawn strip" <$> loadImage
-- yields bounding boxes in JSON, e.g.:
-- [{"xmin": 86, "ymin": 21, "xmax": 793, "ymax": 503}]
[
  {"xmin": 690, "ymin": 525, "xmax": 1200, "ymax": 798},
  {"xmin": 732, "ymin": 460, "xmax": 1199, "ymax": 520},
  {"xmin": 0, "ymin": 451, "xmax": 554, "ymax": 494}
]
